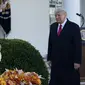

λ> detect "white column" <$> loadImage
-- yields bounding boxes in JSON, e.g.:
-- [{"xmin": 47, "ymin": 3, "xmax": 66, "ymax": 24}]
[
  {"xmin": 8, "ymin": 0, "xmax": 49, "ymax": 56},
  {"xmin": 80, "ymin": 0, "xmax": 85, "ymax": 27},
  {"xmin": 63, "ymin": 0, "xmax": 81, "ymax": 26}
]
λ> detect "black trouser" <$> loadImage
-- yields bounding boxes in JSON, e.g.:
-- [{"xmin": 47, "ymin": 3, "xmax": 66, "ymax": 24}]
[{"xmin": 49, "ymin": 66, "xmax": 80, "ymax": 85}]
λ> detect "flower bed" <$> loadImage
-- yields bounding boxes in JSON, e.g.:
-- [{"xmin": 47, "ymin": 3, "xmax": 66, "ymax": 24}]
[{"xmin": 0, "ymin": 69, "xmax": 41, "ymax": 85}]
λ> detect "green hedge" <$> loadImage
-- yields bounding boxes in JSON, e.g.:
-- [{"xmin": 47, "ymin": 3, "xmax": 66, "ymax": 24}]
[{"xmin": 0, "ymin": 39, "xmax": 49, "ymax": 85}]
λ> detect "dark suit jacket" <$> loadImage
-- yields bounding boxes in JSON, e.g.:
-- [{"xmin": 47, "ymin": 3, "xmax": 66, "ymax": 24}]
[{"xmin": 47, "ymin": 19, "xmax": 82, "ymax": 68}]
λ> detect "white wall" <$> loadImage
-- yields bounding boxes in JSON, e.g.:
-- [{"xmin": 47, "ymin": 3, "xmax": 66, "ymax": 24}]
[
  {"xmin": 80, "ymin": 0, "xmax": 85, "ymax": 27},
  {"xmin": 63, "ymin": 0, "xmax": 81, "ymax": 26},
  {"xmin": 8, "ymin": 0, "xmax": 49, "ymax": 57}
]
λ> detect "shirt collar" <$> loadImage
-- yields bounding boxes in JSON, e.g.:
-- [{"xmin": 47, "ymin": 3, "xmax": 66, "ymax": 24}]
[{"xmin": 59, "ymin": 18, "xmax": 67, "ymax": 28}]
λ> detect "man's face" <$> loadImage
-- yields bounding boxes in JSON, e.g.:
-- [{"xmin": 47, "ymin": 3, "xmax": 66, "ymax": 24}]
[{"xmin": 55, "ymin": 12, "xmax": 66, "ymax": 24}]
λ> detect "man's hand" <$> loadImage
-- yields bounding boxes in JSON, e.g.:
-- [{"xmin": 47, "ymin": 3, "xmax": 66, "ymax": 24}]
[{"xmin": 74, "ymin": 63, "xmax": 80, "ymax": 70}]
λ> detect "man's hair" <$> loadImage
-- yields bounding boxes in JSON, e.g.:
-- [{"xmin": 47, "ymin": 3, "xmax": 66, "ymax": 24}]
[{"xmin": 55, "ymin": 8, "xmax": 67, "ymax": 16}]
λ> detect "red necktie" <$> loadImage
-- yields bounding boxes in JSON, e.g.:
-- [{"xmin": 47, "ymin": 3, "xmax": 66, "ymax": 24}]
[{"xmin": 57, "ymin": 24, "xmax": 62, "ymax": 36}]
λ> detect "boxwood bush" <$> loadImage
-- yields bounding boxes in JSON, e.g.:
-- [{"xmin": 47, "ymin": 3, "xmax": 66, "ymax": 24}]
[{"xmin": 0, "ymin": 39, "xmax": 49, "ymax": 85}]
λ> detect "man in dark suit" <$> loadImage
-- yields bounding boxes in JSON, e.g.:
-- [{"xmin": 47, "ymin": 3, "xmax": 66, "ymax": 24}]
[{"xmin": 47, "ymin": 9, "xmax": 82, "ymax": 85}]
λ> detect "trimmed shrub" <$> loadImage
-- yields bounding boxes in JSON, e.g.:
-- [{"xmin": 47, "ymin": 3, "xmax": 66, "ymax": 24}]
[{"xmin": 0, "ymin": 39, "xmax": 49, "ymax": 85}]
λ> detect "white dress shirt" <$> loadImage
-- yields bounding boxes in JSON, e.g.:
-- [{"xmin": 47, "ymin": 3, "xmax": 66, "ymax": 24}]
[{"xmin": 57, "ymin": 19, "xmax": 67, "ymax": 33}]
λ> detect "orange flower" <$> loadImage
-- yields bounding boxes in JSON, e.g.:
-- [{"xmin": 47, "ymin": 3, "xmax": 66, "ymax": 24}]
[
  {"xmin": 0, "ymin": 80, "xmax": 6, "ymax": 85},
  {"xmin": 0, "ymin": 69, "xmax": 42, "ymax": 85}
]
